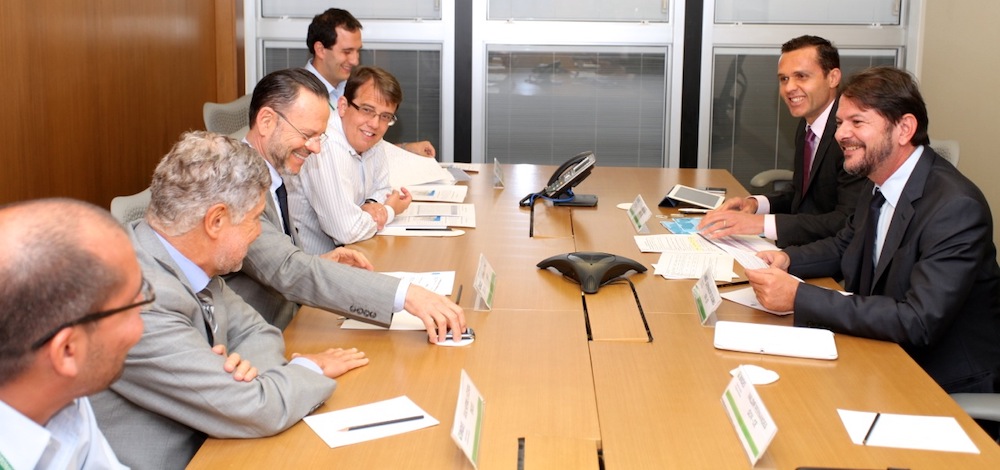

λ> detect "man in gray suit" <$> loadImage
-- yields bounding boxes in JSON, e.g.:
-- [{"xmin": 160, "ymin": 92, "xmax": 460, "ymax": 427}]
[
  {"xmin": 748, "ymin": 67, "xmax": 1000, "ymax": 394},
  {"xmin": 92, "ymin": 131, "xmax": 370, "ymax": 469},
  {"xmin": 227, "ymin": 68, "xmax": 465, "ymax": 342}
]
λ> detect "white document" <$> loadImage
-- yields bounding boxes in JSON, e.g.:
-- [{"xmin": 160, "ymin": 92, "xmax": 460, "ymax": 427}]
[
  {"xmin": 303, "ymin": 396, "xmax": 438, "ymax": 448},
  {"xmin": 653, "ymin": 252, "xmax": 734, "ymax": 281},
  {"xmin": 389, "ymin": 203, "xmax": 476, "ymax": 228},
  {"xmin": 342, "ymin": 272, "xmax": 455, "ymax": 330},
  {"xmin": 378, "ymin": 227, "xmax": 466, "ymax": 237},
  {"xmin": 634, "ymin": 234, "xmax": 726, "ymax": 253},
  {"xmin": 837, "ymin": 409, "xmax": 979, "ymax": 454},
  {"xmin": 719, "ymin": 286, "xmax": 793, "ymax": 316},
  {"xmin": 703, "ymin": 235, "xmax": 776, "ymax": 270},
  {"xmin": 713, "ymin": 320, "xmax": 838, "ymax": 360},
  {"xmin": 443, "ymin": 162, "xmax": 481, "ymax": 173},
  {"xmin": 388, "ymin": 150, "xmax": 455, "ymax": 188},
  {"xmin": 409, "ymin": 184, "xmax": 468, "ymax": 203}
]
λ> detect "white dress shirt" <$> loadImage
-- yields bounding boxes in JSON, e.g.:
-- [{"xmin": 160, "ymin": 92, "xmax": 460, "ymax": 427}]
[
  {"xmin": 871, "ymin": 145, "xmax": 924, "ymax": 264},
  {"xmin": 287, "ymin": 111, "xmax": 395, "ymax": 253},
  {"xmin": 0, "ymin": 398, "xmax": 127, "ymax": 470}
]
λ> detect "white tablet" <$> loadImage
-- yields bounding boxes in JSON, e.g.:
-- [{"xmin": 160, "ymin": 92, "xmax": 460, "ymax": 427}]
[{"xmin": 665, "ymin": 184, "xmax": 725, "ymax": 209}]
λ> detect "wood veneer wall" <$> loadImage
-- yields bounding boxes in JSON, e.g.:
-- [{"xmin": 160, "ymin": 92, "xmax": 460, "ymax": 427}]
[{"xmin": 0, "ymin": 0, "xmax": 242, "ymax": 208}]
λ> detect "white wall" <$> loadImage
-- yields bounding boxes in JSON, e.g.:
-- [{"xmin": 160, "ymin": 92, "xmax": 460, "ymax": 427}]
[{"xmin": 920, "ymin": 0, "xmax": 1000, "ymax": 255}]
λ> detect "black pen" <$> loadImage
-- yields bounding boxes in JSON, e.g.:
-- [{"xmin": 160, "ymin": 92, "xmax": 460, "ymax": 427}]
[
  {"xmin": 454, "ymin": 284, "xmax": 464, "ymax": 304},
  {"xmin": 339, "ymin": 415, "xmax": 424, "ymax": 432},
  {"xmin": 862, "ymin": 412, "xmax": 881, "ymax": 445},
  {"xmin": 717, "ymin": 279, "xmax": 750, "ymax": 288}
]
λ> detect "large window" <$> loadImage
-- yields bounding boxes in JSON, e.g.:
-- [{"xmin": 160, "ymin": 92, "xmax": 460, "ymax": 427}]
[{"xmin": 485, "ymin": 46, "xmax": 667, "ymax": 167}]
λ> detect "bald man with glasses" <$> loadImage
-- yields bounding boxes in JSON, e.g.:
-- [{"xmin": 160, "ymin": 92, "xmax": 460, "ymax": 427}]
[{"xmin": 0, "ymin": 198, "xmax": 147, "ymax": 469}]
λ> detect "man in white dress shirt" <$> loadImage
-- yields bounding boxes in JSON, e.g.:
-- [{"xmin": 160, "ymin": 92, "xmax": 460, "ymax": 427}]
[
  {"xmin": 0, "ymin": 199, "xmax": 146, "ymax": 469},
  {"xmin": 289, "ymin": 65, "xmax": 416, "ymax": 251},
  {"xmin": 228, "ymin": 68, "xmax": 465, "ymax": 341}
]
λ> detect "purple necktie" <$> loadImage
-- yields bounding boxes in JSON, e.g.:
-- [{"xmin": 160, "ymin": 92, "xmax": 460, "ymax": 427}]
[{"xmin": 802, "ymin": 126, "xmax": 817, "ymax": 193}]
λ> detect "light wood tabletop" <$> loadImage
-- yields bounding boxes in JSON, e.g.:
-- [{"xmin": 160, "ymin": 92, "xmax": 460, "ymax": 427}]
[{"xmin": 188, "ymin": 164, "xmax": 1000, "ymax": 469}]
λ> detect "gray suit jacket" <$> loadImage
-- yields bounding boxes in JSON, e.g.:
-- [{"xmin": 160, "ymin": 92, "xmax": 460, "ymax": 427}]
[
  {"xmin": 225, "ymin": 189, "xmax": 399, "ymax": 329},
  {"xmin": 91, "ymin": 221, "xmax": 336, "ymax": 470},
  {"xmin": 787, "ymin": 148, "xmax": 1000, "ymax": 392}
]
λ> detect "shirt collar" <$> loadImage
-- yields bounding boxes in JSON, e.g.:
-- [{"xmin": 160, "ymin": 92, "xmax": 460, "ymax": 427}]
[
  {"xmin": 875, "ymin": 145, "xmax": 925, "ymax": 207},
  {"xmin": 808, "ymin": 99, "xmax": 836, "ymax": 141},
  {"xmin": 0, "ymin": 399, "xmax": 50, "ymax": 470},
  {"xmin": 152, "ymin": 231, "xmax": 211, "ymax": 292},
  {"xmin": 305, "ymin": 60, "xmax": 345, "ymax": 102}
]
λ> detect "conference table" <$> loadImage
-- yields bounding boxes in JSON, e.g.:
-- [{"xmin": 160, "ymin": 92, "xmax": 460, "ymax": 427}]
[{"xmin": 188, "ymin": 164, "xmax": 1000, "ymax": 469}]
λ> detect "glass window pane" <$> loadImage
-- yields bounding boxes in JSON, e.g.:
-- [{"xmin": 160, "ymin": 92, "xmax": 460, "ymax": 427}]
[
  {"xmin": 488, "ymin": 0, "xmax": 669, "ymax": 22},
  {"xmin": 715, "ymin": 0, "xmax": 900, "ymax": 25},
  {"xmin": 486, "ymin": 46, "xmax": 667, "ymax": 167},
  {"xmin": 262, "ymin": 42, "xmax": 442, "ymax": 148},
  {"xmin": 708, "ymin": 49, "xmax": 897, "ymax": 188},
  {"xmin": 261, "ymin": 0, "xmax": 441, "ymax": 20}
]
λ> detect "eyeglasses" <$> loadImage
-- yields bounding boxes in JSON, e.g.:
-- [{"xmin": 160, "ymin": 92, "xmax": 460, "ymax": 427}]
[
  {"xmin": 347, "ymin": 100, "xmax": 397, "ymax": 127},
  {"xmin": 275, "ymin": 110, "xmax": 328, "ymax": 146},
  {"xmin": 30, "ymin": 277, "xmax": 156, "ymax": 350}
]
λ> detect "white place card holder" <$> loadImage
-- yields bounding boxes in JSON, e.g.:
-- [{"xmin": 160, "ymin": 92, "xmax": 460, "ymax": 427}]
[
  {"xmin": 721, "ymin": 366, "xmax": 778, "ymax": 466},
  {"xmin": 473, "ymin": 253, "xmax": 496, "ymax": 311},
  {"xmin": 451, "ymin": 369, "xmax": 486, "ymax": 468},
  {"xmin": 627, "ymin": 194, "xmax": 652, "ymax": 234},
  {"xmin": 691, "ymin": 265, "xmax": 721, "ymax": 326},
  {"xmin": 492, "ymin": 158, "xmax": 505, "ymax": 189}
]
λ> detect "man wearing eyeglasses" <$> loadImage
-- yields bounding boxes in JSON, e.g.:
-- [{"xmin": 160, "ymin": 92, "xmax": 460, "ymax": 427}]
[
  {"xmin": 304, "ymin": 7, "xmax": 436, "ymax": 158},
  {"xmin": 90, "ymin": 131, "xmax": 371, "ymax": 470},
  {"xmin": 229, "ymin": 68, "xmax": 465, "ymax": 341},
  {"xmin": 0, "ymin": 199, "xmax": 145, "ymax": 469},
  {"xmin": 287, "ymin": 65, "xmax": 415, "ymax": 252}
]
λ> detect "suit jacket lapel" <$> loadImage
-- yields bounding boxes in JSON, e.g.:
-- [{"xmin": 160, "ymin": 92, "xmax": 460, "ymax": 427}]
[{"xmin": 872, "ymin": 150, "xmax": 934, "ymax": 284}]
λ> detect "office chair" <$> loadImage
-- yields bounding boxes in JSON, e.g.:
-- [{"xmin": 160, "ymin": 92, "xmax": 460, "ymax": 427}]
[
  {"xmin": 929, "ymin": 138, "xmax": 960, "ymax": 167},
  {"xmin": 750, "ymin": 169, "xmax": 795, "ymax": 192},
  {"xmin": 951, "ymin": 393, "xmax": 1000, "ymax": 442},
  {"xmin": 110, "ymin": 188, "xmax": 151, "ymax": 225},
  {"xmin": 203, "ymin": 94, "xmax": 251, "ymax": 139}
]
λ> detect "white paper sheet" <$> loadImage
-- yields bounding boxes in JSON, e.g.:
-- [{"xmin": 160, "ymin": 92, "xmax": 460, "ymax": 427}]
[
  {"xmin": 443, "ymin": 162, "xmax": 481, "ymax": 173},
  {"xmin": 653, "ymin": 252, "xmax": 734, "ymax": 281},
  {"xmin": 719, "ymin": 286, "xmax": 793, "ymax": 316},
  {"xmin": 388, "ymin": 203, "xmax": 476, "ymax": 228},
  {"xmin": 342, "ymin": 272, "xmax": 455, "ymax": 330},
  {"xmin": 304, "ymin": 396, "xmax": 438, "ymax": 448},
  {"xmin": 634, "ymin": 234, "xmax": 726, "ymax": 253},
  {"xmin": 837, "ymin": 409, "xmax": 979, "ymax": 454},
  {"xmin": 388, "ymin": 150, "xmax": 455, "ymax": 188},
  {"xmin": 408, "ymin": 184, "xmax": 468, "ymax": 203}
]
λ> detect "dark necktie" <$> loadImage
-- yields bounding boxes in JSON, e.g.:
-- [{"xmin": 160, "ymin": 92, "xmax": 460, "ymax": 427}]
[
  {"xmin": 196, "ymin": 287, "xmax": 218, "ymax": 346},
  {"xmin": 858, "ymin": 189, "xmax": 886, "ymax": 295},
  {"xmin": 802, "ymin": 126, "xmax": 817, "ymax": 193},
  {"xmin": 276, "ymin": 183, "xmax": 292, "ymax": 236}
]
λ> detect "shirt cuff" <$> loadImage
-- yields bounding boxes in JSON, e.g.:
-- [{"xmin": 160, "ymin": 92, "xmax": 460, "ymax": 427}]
[
  {"xmin": 290, "ymin": 356, "xmax": 323, "ymax": 375},
  {"xmin": 763, "ymin": 214, "xmax": 778, "ymax": 240},
  {"xmin": 751, "ymin": 195, "xmax": 770, "ymax": 215},
  {"xmin": 385, "ymin": 205, "xmax": 396, "ymax": 225},
  {"xmin": 393, "ymin": 278, "xmax": 411, "ymax": 312}
]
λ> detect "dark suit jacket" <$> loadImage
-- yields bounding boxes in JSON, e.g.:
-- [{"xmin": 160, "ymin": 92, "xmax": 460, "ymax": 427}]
[
  {"xmin": 786, "ymin": 148, "xmax": 1000, "ymax": 392},
  {"xmin": 767, "ymin": 99, "xmax": 867, "ymax": 247}
]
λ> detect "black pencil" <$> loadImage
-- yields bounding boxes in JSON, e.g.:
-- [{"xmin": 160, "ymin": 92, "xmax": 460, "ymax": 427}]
[{"xmin": 339, "ymin": 415, "xmax": 424, "ymax": 432}]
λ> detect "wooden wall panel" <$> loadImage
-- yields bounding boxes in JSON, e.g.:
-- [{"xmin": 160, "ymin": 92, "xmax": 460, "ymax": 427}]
[{"xmin": 0, "ymin": 0, "xmax": 240, "ymax": 208}]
